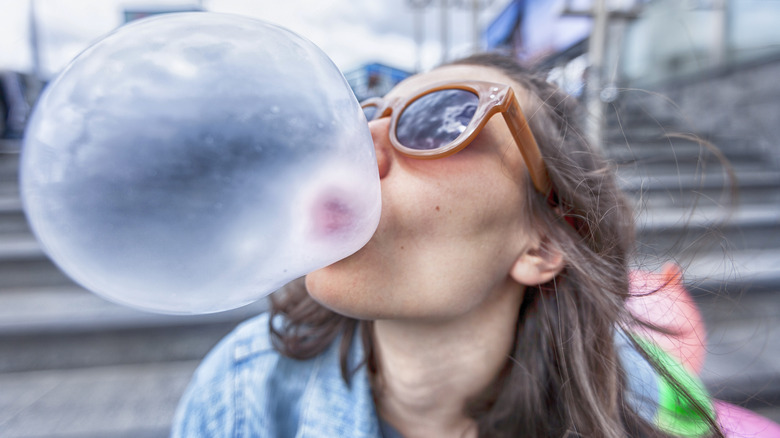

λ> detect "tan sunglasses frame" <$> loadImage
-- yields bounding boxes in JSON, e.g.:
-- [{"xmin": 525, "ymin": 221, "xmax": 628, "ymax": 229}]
[{"xmin": 361, "ymin": 80, "xmax": 551, "ymax": 194}]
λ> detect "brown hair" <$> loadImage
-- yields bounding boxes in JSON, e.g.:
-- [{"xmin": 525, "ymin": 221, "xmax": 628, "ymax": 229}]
[{"xmin": 270, "ymin": 53, "xmax": 722, "ymax": 437}]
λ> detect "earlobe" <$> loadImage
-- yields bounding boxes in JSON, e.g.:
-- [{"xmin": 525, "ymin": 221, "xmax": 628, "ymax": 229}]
[{"xmin": 509, "ymin": 238, "xmax": 565, "ymax": 286}]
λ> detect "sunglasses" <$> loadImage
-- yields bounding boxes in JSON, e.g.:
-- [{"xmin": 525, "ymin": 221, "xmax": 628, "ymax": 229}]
[{"xmin": 360, "ymin": 80, "xmax": 550, "ymax": 194}]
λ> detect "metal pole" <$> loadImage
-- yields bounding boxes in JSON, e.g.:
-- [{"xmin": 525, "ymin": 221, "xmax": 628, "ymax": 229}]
[
  {"xmin": 407, "ymin": 0, "xmax": 433, "ymax": 72},
  {"xmin": 29, "ymin": 0, "xmax": 42, "ymax": 80},
  {"xmin": 472, "ymin": 0, "xmax": 480, "ymax": 53},
  {"xmin": 414, "ymin": 6, "xmax": 424, "ymax": 72},
  {"xmin": 585, "ymin": 0, "xmax": 607, "ymax": 150},
  {"xmin": 440, "ymin": 0, "xmax": 449, "ymax": 64},
  {"xmin": 713, "ymin": 0, "xmax": 729, "ymax": 67}
]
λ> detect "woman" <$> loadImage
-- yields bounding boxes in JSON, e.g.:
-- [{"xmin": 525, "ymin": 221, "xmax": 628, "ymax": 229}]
[{"xmin": 172, "ymin": 53, "xmax": 721, "ymax": 437}]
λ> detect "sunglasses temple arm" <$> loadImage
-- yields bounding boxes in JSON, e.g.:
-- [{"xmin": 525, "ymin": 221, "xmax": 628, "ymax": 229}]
[{"xmin": 503, "ymin": 103, "xmax": 552, "ymax": 195}]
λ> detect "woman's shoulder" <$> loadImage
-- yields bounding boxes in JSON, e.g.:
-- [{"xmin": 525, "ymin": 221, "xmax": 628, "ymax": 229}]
[
  {"xmin": 224, "ymin": 311, "xmax": 276, "ymax": 361},
  {"xmin": 184, "ymin": 312, "xmax": 278, "ymax": 385},
  {"xmin": 171, "ymin": 312, "xmax": 306, "ymax": 437},
  {"xmin": 171, "ymin": 311, "xmax": 381, "ymax": 437}
]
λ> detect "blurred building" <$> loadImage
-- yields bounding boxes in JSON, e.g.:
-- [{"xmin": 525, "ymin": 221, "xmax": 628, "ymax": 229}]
[
  {"xmin": 487, "ymin": 0, "xmax": 780, "ymax": 157},
  {"xmin": 485, "ymin": 0, "xmax": 593, "ymax": 64},
  {"xmin": 620, "ymin": 0, "xmax": 779, "ymax": 84},
  {"xmin": 617, "ymin": 0, "xmax": 780, "ymax": 162}
]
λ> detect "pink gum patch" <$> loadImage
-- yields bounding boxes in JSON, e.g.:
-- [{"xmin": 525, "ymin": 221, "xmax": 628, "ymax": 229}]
[{"xmin": 309, "ymin": 188, "xmax": 355, "ymax": 238}]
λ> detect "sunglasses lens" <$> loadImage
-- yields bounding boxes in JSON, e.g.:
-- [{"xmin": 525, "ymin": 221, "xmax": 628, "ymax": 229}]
[
  {"xmin": 396, "ymin": 89, "xmax": 478, "ymax": 151},
  {"xmin": 362, "ymin": 105, "xmax": 379, "ymax": 121}
]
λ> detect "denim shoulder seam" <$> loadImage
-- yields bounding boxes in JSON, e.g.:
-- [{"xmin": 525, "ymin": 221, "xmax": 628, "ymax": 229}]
[
  {"xmin": 231, "ymin": 313, "xmax": 275, "ymax": 363},
  {"xmin": 295, "ymin": 343, "xmax": 329, "ymax": 437}
]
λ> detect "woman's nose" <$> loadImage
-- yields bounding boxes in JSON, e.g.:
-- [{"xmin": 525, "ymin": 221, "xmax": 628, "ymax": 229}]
[{"xmin": 370, "ymin": 118, "xmax": 392, "ymax": 179}]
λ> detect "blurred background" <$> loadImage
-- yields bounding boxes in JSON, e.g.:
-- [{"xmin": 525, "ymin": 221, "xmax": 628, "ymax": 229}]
[{"xmin": 1, "ymin": 0, "xmax": 779, "ymax": 436}]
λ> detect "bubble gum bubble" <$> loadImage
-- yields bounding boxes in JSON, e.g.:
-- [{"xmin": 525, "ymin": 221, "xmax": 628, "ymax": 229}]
[{"xmin": 20, "ymin": 13, "xmax": 381, "ymax": 314}]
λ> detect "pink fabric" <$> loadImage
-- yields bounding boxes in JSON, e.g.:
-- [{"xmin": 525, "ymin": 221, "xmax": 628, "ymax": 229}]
[
  {"xmin": 626, "ymin": 264, "xmax": 707, "ymax": 374},
  {"xmin": 626, "ymin": 266, "xmax": 780, "ymax": 437},
  {"xmin": 715, "ymin": 401, "xmax": 780, "ymax": 437}
]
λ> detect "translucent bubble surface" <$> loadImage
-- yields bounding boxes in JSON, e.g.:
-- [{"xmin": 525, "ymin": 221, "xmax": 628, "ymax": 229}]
[{"xmin": 20, "ymin": 13, "xmax": 381, "ymax": 314}]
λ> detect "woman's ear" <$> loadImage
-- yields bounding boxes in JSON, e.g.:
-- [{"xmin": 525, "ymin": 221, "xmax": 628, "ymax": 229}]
[{"xmin": 509, "ymin": 237, "xmax": 565, "ymax": 286}]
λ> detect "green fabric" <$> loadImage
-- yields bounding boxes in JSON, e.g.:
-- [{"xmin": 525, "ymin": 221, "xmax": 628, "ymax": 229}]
[{"xmin": 634, "ymin": 336, "xmax": 714, "ymax": 437}]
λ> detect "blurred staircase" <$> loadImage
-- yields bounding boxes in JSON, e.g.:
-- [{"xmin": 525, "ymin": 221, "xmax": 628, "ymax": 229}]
[
  {"xmin": 610, "ymin": 122, "xmax": 780, "ymax": 291},
  {"xmin": 1, "ymin": 90, "xmax": 780, "ymax": 437},
  {"xmin": 0, "ymin": 139, "xmax": 267, "ymax": 438},
  {"xmin": 603, "ymin": 92, "xmax": 780, "ymax": 421}
]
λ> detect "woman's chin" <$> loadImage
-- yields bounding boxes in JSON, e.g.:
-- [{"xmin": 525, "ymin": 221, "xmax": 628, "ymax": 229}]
[{"xmin": 304, "ymin": 265, "xmax": 391, "ymax": 321}]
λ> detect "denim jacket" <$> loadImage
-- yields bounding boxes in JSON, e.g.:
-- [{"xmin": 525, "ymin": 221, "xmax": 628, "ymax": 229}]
[
  {"xmin": 172, "ymin": 313, "xmax": 380, "ymax": 437},
  {"xmin": 171, "ymin": 313, "xmax": 709, "ymax": 438}
]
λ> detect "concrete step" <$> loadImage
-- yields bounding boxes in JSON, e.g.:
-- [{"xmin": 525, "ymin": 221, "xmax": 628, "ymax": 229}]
[
  {"xmin": 0, "ymin": 285, "xmax": 269, "ymax": 372},
  {"xmin": 624, "ymin": 181, "xmax": 780, "ymax": 211},
  {"xmin": 0, "ymin": 138, "xmax": 21, "ymax": 153},
  {"xmin": 0, "ymin": 285, "xmax": 269, "ymax": 335},
  {"xmin": 613, "ymin": 146, "xmax": 773, "ymax": 174},
  {"xmin": 603, "ymin": 120, "xmax": 684, "ymax": 143},
  {"xmin": 0, "ymin": 360, "xmax": 197, "ymax": 438},
  {"xmin": 0, "ymin": 233, "xmax": 42, "ymax": 260},
  {"xmin": 606, "ymin": 136, "xmax": 766, "ymax": 165},
  {"xmin": 699, "ymin": 290, "xmax": 780, "ymax": 412},
  {"xmin": 611, "ymin": 151, "xmax": 770, "ymax": 177},
  {"xmin": 618, "ymin": 167, "xmax": 780, "ymax": 195},
  {"xmin": 0, "ymin": 193, "xmax": 29, "ymax": 235},
  {"xmin": 0, "ymin": 257, "xmax": 74, "ymax": 289},
  {"xmin": 643, "ymin": 248, "xmax": 780, "ymax": 295},
  {"xmin": 635, "ymin": 204, "xmax": 780, "ymax": 254},
  {"xmin": 0, "ymin": 233, "xmax": 73, "ymax": 289},
  {"xmin": 0, "ymin": 146, "xmax": 20, "ymax": 172},
  {"xmin": 618, "ymin": 168, "xmax": 780, "ymax": 214}
]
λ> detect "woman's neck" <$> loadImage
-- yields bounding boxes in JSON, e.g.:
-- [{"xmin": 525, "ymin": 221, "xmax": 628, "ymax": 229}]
[{"xmin": 371, "ymin": 281, "xmax": 524, "ymax": 438}]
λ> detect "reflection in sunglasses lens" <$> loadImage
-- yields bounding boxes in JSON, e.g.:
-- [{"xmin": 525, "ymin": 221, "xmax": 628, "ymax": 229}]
[{"xmin": 396, "ymin": 89, "xmax": 478, "ymax": 150}]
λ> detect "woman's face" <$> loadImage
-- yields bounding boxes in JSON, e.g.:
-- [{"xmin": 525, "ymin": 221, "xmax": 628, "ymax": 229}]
[{"xmin": 305, "ymin": 65, "xmax": 541, "ymax": 321}]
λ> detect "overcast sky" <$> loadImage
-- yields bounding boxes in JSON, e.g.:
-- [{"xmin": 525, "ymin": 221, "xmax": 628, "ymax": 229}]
[{"xmin": 0, "ymin": 0, "xmax": 512, "ymax": 79}]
